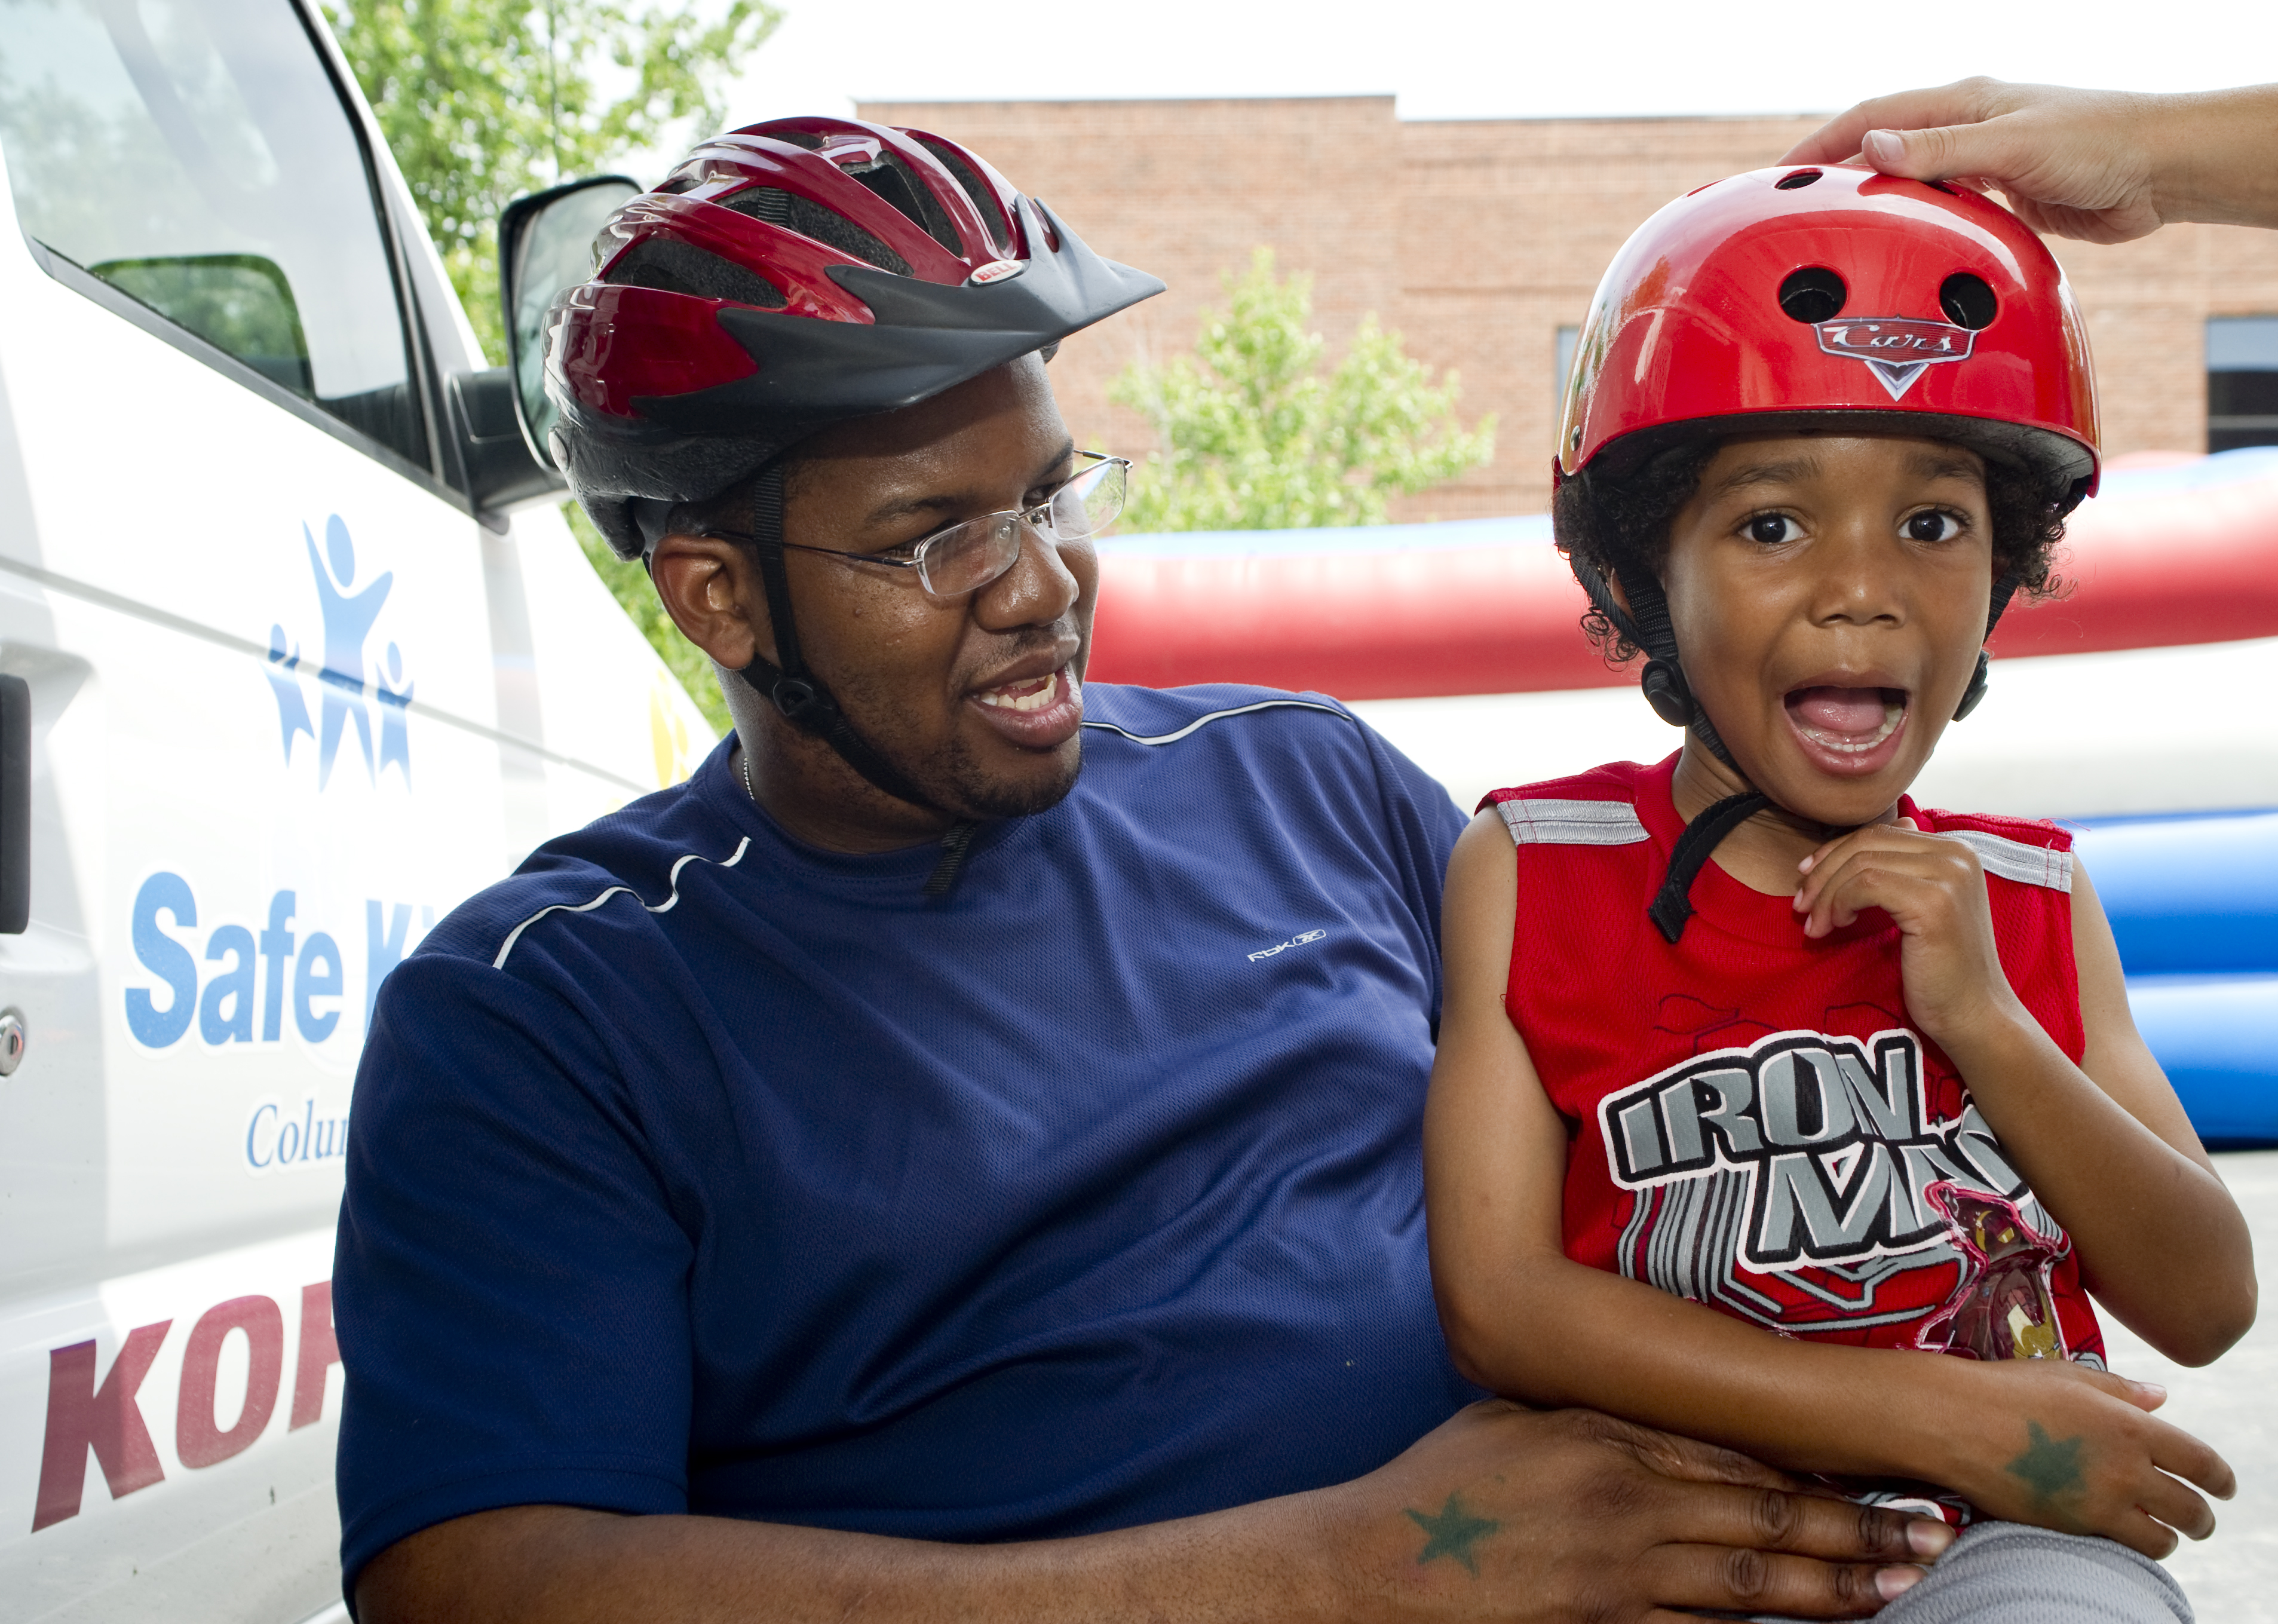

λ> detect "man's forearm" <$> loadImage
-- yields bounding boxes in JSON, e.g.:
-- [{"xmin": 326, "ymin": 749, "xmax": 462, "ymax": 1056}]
[
  {"xmin": 2153, "ymin": 84, "xmax": 2278, "ymax": 229},
  {"xmin": 358, "ymin": 1496, "xmax": 1345, "ymax": 1624},
  {"xmin": 354, "ymin": 1403, "xmax": 1943, "ymax": 1623}
]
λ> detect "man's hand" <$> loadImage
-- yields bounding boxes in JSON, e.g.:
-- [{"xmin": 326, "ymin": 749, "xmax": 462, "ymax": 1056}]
[
  {"xmin": 358, "ymin": 1402, "xmax": 1948, "ymax": 1623},
  {"xmin": 1780, "ymin": 78, "xmax": 2278, "ymax": 243},
  {"xmin": 1322, "ymin": 1402, "xmax": 1945, "ymax": 1621}
]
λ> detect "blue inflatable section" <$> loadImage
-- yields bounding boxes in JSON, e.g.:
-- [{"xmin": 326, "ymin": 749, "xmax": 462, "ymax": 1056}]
[
  {"xmin": 2071, "ymin": 810, "xmax": 2278, "ymax": 1144},
  {"xmin": 2123, "ymin": 977, "xmax": 2278, "ymax": 1144}
]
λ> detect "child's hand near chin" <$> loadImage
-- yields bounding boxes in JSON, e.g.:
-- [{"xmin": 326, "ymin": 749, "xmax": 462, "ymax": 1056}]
[
  {"xmin": 1792, "ymin": 818, "xmax": 2029, "ymax": 1047},
  {"xmin": 1912, "ymin": 1356, "xmax": 2233, "ymax": 1556}
]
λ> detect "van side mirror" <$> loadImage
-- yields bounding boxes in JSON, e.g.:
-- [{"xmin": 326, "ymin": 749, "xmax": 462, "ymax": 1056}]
[
  {"xmin": 446, "ymin": 367, "xmax": 563, "ymax": 517},
  {"xmin": 498, "ymin": 175, "xmax": 642, "ymax": 473}
]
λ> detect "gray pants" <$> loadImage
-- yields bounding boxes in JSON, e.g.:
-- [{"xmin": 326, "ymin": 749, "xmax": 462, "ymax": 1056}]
[{"xmin": 1759, "ymin": 1520, "xmax": 2194, "ymax": 1623}]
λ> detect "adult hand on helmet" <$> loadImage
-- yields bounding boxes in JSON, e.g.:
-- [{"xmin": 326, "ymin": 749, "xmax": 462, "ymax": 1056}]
[{"xmin": 1780, "ymin": 78, "xmax": 2278, "ymax": 244}]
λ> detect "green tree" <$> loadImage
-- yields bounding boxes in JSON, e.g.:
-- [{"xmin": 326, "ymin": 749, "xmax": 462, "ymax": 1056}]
[
  {"xmin": 566, "ymin": 503, "xmax": 734, "ymax": 734},
  {"xmin": 327, "ymin": 0, "xmax": 780, "ymax": 360},
  {"xmin": 1110, "ymin": 249, "xmax": 1495, "ymax": 532}
]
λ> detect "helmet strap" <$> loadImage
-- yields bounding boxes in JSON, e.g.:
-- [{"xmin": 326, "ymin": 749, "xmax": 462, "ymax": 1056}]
[
  {"xmin": 732, "ymin": 462, "xmax": 982, "ymax": 894},
  {"xmin": 1568, "ymin": 555, "xmax": 1756, "ymax": 943},
  {"xmin": 1572, "ymin": 551, "xmax": 1742, "ymax": 773},
  {"xmin": 1952, "ymin": 572, "xmax": 2021, "ymax": 722},
  {"xmin": 1647, "ymin": 789, "xmax": 1771, "ymax": 945}
]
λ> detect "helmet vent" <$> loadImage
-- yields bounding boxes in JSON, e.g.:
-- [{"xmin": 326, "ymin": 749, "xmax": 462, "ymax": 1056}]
[
  {"xmin": 1777, "ymin": 266, "xmax": 1847, "ymax": 324},
  {"xmin": 915, "ymin": 136, "xmax": 1012, "ymax": 258},
  {"xmin": 1774, "ymin": 168, "xmax": 1823, "ymax": 190},
  {"xmin": 603, "ymin": 235, "xmax": 786, "ymax": 310},
  {"xmin": 718, "ymin": 185, "xmax": 913, "ymax": 277},
  {"xmin": 849, "ymin": 154, "xmax": 961, "ymax": 257},
  {"xmin": 1939, "ymin": 272, "xmax": 1999, "ymax": 330}
]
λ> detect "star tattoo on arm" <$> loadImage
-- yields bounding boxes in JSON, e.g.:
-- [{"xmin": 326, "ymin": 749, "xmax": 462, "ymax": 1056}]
[
  {"xmin": 2006, "ymin": 1420, "xmax": 2088, "ymax": 1513},
  {"xmin": 1404, "ymin": 1492, "xmax": 1502, "ymax": 1575}
]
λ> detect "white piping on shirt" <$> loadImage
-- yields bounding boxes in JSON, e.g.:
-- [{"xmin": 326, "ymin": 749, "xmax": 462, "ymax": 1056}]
[
  {"xmin": 492, "ymin": 837, "xmax": 753, "ymax": 970},
  {"xmin": 489, "ymin": 700, "xmax": 1345, "ymax": 969},
  {"xmin": 1495, "ymin": 798, "xmax": 1651, "ymax": 847},
  {"xmin": 1491, "ymin": 799, "xmax": 2070, "ymax": 890},
  {"xmin": 1939, "ymin": 828, "xmax": 2074, "ymax": 892},
  {"xmin": 1080, "ymin": 697, "xmax": 1348, "ymax": 747}
]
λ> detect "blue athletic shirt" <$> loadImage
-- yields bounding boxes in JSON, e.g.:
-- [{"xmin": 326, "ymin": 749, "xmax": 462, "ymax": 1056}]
[{"xmin": 334, "ymin": 682, "xmax": 1476, "ymax": 1591}]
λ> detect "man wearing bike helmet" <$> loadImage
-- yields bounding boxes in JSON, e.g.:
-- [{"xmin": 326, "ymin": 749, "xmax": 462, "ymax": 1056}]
[{"xmin": 338, "ymin": 121, "xmax": 1947, "ymax": 1622}]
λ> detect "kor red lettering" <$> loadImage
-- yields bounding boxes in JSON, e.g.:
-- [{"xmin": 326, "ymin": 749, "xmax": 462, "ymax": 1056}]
[
  {"xmin": 31, "ymin": 1320, "xmax": 172, "ymax": 1531},
  {"xmin": 176, "ymin": 1295, "xmax": 284, "ymax": 1469},
  {"xmin": 290, "ymin": 1280, "xmax": 338, "ymax": 1430}
]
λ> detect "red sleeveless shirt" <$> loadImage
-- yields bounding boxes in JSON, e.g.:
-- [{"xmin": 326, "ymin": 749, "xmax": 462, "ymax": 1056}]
[{"xmin": 1485, "ymin": 755, "xmax": 2103, "ymax": 1369}]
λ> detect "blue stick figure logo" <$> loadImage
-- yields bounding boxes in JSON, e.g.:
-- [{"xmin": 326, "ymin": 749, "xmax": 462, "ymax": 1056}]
[
  {"xmin": 266, "ymin": 515, "xmax": 411, "ymax": 788},
  {"xmin": 377, "ymin": 639, "xmax": 412, "ymax": 783}
]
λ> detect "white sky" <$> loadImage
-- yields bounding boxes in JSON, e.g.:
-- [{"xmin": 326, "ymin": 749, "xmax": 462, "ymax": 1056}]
[{"xmin": 710, "ymin": 0, "xmax": 2275, "ymax": 133}]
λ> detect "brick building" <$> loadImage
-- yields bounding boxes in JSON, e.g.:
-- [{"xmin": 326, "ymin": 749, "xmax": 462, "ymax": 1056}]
[{"xmin": 862, "ymin": 96, "xmax": 2278, "ymax": 520}]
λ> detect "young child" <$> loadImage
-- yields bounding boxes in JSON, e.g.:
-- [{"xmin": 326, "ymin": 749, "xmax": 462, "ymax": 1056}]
[{"xmin": 1424, "ymin": 166, "xmax": 2254, "ymax": 1616}]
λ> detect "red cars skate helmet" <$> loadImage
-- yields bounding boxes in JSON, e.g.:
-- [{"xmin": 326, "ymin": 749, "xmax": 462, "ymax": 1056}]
[
  {"xmin": 1556, "ymin": 163, "xmax": 2098, "ymax": 498},
  {"xmin": 547, "ymin": 115, "xmax": 1163, "ymax": 560},
  {"xmin": 539, "ymin": 117, "xmax": 1162, "ymax": 845},
  {"xmin": 1550, "ymin": 166, "xmax": 2102, "ymax": 942}
]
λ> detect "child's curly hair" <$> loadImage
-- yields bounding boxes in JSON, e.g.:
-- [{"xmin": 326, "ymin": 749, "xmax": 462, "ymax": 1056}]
[{"xmin": 1552, "ymin": 437, "xmax": 2070, "ymax": 664}]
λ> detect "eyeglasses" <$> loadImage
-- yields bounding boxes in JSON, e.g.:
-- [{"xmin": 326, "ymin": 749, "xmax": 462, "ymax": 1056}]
[{"xmin": 714, "ymin": 451, "xmax": 1129, "ymax": 599}]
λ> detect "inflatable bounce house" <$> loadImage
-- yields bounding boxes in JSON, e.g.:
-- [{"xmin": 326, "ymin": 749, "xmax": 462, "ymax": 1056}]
[{"xmin": 1089, "ymin": 447, "xmax": 2278, "ymax": 1144}]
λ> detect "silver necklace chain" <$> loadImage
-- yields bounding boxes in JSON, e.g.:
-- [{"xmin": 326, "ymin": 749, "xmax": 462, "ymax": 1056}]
[{"xmin": 739, "ymin": 744, "xmax": 756, "ymax": 804}]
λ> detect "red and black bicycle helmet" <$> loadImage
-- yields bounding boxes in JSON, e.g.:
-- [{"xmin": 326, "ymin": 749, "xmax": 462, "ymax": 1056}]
[
  {"xmin": 546, "ymin": 115, "xmax": 1164, "ymax": 559},
  {"xmin": 1551, "ymin": 165, "xmax": 2102, "ymax": 939},
  {"xmin": 541, "ymin": 118, "xmax": 1161, "ymax": 854}
]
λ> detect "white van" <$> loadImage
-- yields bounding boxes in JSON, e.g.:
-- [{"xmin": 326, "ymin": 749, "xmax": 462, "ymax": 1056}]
[{"xmin": 0, "ymin": 3, "xmax": 712, "ymax": 1618}]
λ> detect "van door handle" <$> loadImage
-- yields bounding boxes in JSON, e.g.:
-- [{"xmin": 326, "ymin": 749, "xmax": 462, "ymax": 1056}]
[{"xmin": 1, "ymin": 674, "xmax": 27, "ymax": 933}]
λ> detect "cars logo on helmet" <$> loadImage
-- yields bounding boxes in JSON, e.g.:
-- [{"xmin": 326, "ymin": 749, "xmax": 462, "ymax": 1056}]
[
  {"xmin": 1813, "ymin": 317, "xmax": 1978, "ymax": 401},
  {"xmin": 966, "ymin": 259, "xmax": 1026, "ymax": 286}
]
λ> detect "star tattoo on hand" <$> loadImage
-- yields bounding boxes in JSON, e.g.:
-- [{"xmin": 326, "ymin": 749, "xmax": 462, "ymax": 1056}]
[
  {"xmin": 2006, "ymin": 1420, "xmax": 2088, "ymax": 1509},
  {"xmin": 1405, "ymin": 1492, "xmax": 1502, "ymax": 1574}
]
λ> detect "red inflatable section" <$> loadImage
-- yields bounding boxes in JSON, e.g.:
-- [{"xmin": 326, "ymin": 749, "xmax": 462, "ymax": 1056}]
[{"xmin": 1086, "ymin": 475, "xmax": 2278, "ymax": 699}]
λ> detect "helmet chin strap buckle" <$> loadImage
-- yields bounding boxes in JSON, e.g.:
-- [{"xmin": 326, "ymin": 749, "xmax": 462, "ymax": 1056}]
[
  {"xmin": 1639, "ymin": 659, "xmax": 1695, "ymax": 728},
  {"xmin": 1952, "ymin": 651, "xmax": 1992, "ymax": 721},
  {"xmin": 771, "ymin": 676, "xmax": 818, "ymax": 722}
]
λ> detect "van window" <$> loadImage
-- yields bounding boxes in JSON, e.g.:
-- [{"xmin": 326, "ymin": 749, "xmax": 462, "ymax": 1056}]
[{"xmin": 0, "ymin": 0, "xmax": 428, "ymax": 467}]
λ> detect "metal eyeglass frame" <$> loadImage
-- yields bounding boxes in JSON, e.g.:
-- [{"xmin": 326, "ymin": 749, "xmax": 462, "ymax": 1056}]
[{"xmin": 708, "ymin": 451, "xmax": 1130, "ymax": 598}]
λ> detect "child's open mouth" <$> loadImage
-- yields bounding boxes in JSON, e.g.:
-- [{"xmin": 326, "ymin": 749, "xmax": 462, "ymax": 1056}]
[{"xmin": 1783, "ymin": 685, "xmax": 1908, "ymax": 771}]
